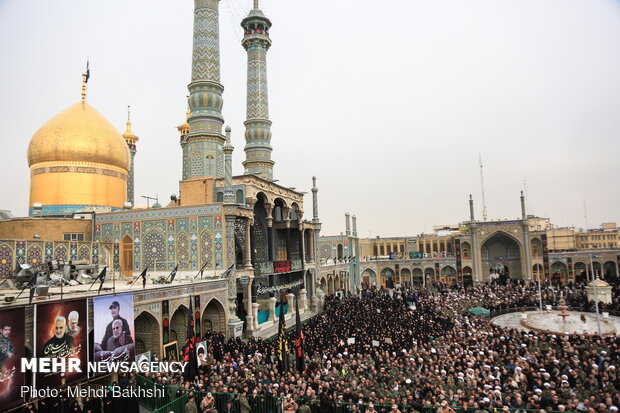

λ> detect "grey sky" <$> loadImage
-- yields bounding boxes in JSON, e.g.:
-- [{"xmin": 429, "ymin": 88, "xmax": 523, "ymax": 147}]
[{"xmin": 1, "ymin": 0, "xmax": 619, "ymax": 237}]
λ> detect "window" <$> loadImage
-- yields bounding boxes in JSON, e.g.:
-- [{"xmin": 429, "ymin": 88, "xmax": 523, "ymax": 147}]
[{"xmin": 64, "ymin": 233, "xmax": 84, "ymax": 241}]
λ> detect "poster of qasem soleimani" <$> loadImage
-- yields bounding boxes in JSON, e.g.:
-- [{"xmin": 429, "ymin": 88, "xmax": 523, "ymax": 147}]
[
  {"xmin": 93, "ymin": 293, "xmax": 135, "ymax": 364},
  {"xmin": 0, "ymin": 307, "xmax": 25, "ymax": 410},
  {"xmin": 35, "ymin": 299, "xmax": 87, "ymax": 388}
]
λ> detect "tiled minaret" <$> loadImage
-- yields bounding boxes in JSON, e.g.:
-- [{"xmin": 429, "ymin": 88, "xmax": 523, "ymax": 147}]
[
  {"xmin": 122, "ymin": 106, "xmax": 139, "ymax": 206},
  {"xmin": 182, "ymin": 0, "xmax": 225, "ymax": 180},
  {"xmin": 223, "ymin": 126, "xmax": 235, "ymax": 204},
  {"xmin": 241, "ymin": 0, "xmax": 274, "ymax": 180}
]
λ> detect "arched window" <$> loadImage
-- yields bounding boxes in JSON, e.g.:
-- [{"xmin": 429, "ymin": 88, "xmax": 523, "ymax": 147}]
[{"xmin": 216, "ymin": 192, "xmax": 224, "ymax": 202}]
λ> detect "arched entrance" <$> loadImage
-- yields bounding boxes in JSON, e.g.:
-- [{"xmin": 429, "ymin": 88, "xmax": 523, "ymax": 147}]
[
  {"xmin": 412, "ymin": 268, "xmax": 423, "ymax": 286},
  {"xmin": 603, "ymin": 261, "xmax": 617, "ymax": 278},
  {"xmin": 121, "ymin": 235, "xmax": 133, "ymax": 277},
  {"xmin": 202, "ymin": 299, "xmax": 226, "ymax": 336},
  {"xmin": 170, "ymin": 305, "xmax": 189, "ymax": 347},
  {"xmin": 361, "ymin": 268, "xmax": 376, "ymax": 288},
  {"xmin": 440, "ymin": 266, "xmax": 456, "ymax": 284},
  {"xmin": 481, "ymin": 232, "xmax": 522, "ymax": 280},
  {"xmin": 320, "ymin": 277, "xmax": 327, "ymax": 293},
  {"xmin": 135, "ymin": 311, "xmax": 160, "ymax": 355},
  {"xmin": 574, "ymin": 262, "xmax": 587, "ymax": 283},
  {"xmin": 424, "ymin": 267, "xmax": 435, "ymax": 284},
  {"xmin": 381, "ymin": 268, "xmax": 395, "ymax": 288},
  {"xmin": 337, "ymin": 244, "xmax": 343, "ymax": 260},
  {"xmin": 551, "ymin": 261, "xmax": 568, "ymax": 284},
  {"xmin": 334, "ymin": 274, "xmax": 341, "ymax": 292},
  {"xmin": 400, "ymin": 268, "xmax": 411, "ymax": 286},
  {"xmin": 462, "ymin": 266, "xmax": 473, "ymax": 286}
]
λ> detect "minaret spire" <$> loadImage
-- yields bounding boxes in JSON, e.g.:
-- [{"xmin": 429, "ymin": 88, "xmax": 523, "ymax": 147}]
[
  {"xmin": 241, "ymin": 1, "xmax": 274, "ymax": 180},
  {"xmin": 182, "ymin": 0, "xmax": 225, "ymax": 181},
  {"xmin": 123, "ymin": 105, "xmax": 139, "ymax": 207}
]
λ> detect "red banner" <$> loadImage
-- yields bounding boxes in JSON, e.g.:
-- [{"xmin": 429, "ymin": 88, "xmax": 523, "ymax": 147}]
[{"xmin": 274, "ymin": 261, "xmax": 291, "ymax": 273}]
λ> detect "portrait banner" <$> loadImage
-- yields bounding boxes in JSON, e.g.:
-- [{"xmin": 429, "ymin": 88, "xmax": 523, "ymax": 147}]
[
  {"xmin": 35, "ymin": 299, "xmax": 87, "ymax": 388},
  {"xmin": 93, "ymin": 293, "xmax": 135, "ymax": 364},
  {"xmin": 0, "ymin": 307, "xmax": 25, "ymax": 410},
  {"xmin": 196, "ymin": 342, "xmax": 208, "ymax": 367}
]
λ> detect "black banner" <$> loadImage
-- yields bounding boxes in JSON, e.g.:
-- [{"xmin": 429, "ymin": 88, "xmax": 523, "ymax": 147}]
[
  {"xmin": 0, "ymin": 307, "xmax": 25, "ymax": 410},
  {"xmin": 455, "ymin": 239, "xmax": 462, "ymax": 283},
  {"xmin": 162, "ymin": 300, "xmax": 169, "ymax": 345}
]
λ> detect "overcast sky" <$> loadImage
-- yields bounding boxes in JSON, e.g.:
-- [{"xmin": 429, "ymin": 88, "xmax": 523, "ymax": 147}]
[{"xmin": 1, "ymin": 0, "xmax": 619, "ymax": 237}]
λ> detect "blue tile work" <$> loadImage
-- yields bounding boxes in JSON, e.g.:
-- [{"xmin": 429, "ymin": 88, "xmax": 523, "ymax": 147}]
[{"xmin": 94, "ymin": 206, "xmax": 222, "ymax": 272}]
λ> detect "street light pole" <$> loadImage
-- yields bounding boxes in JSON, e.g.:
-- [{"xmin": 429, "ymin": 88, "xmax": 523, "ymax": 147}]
[{"xmin": 589, "ymin": 254, "xmax": 602, "ymax": 336}]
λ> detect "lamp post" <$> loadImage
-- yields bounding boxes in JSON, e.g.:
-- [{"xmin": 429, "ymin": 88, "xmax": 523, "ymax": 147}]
[
  {"xmin": 589, "ymin": 254, "xmax": 602, "ymax": 336},
  {"xmin": 537, "ymin": 265, "xmax": 543, "ymax": 311}
]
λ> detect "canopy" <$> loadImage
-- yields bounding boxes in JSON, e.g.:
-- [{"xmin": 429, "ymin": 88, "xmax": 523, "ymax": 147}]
[{"xmin": 468, "ymin": 306, "xmax": 490, "ymax": 316}]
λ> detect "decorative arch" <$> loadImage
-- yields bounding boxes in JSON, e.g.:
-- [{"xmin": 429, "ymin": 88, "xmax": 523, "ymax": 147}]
[
  {"xmin": 480, "ymin": 230, "xmax": 524, "ymax": 251},
  {"xmin": 236, "ymin": 189, "xmax": 244, "ymax": 205},
  {"xmin": 361, "ymin": 268, "xmax": 376, "ymax": 287},
  {"xmin": 461, "ymin": 242, "xmax": 471, "ymax": 259},
  {"xmin": 531, "ymin": 238, "xmax": 542, "ymax": 257},
  {"xmin": 77, "ymin": 244, "xmax": 90, "ymax": 261},
  {"xmin": 199, "ymin": 230, "xmax": 213, "ymax": 269},
  {"xmin": 170, "ymin": 305, "xmax": 189, "ymax": 346},
  {"xmin": 202, "ymin": 298, "xmax": 226, "ymax": 336},
  {"xmin": 0, "ymin": 243, "xmax": 14, "ymax": 277},
  {"xmin": 142, "ymin": 230, "xmax": 166, "ymax": 271},
  {"xmin": 54, "ymin": 244, "xmax": 68, "ymax": 262},
  {"xmin": 27, "ymin": 243, "xmax": 43, "ymax": 267},
  {"xmin": 400, "ymin": 268, "xmax": 411, "ymax": 284},
  {"xmin": 603, "ymin": 261, "xmax": 617, "ymax": 278},
  {"xmin": 320, "ymin": 277, "xmax": 327, "ymax": 293},
  {"xmin": 381, "ymin": 267, "xmax": 395, "ymax": 287},
  {"xmin": 121, "ymin": 235, "xmax": 133, "ymax": 277},
  {"xmin": 337, "ymin": 244, "xmax": 344, "ymax": 260},
  {"xmin": 177, "ymin": 232, "xmax": 190, "ymax": 270},
  {"xmin": 135, "ymin": 311, "xmax": 161, "ymax": 355}
]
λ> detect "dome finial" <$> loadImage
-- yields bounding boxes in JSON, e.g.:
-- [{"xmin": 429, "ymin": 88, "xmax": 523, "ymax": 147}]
[
  {"xmin": 81, "ymin": 59, "xmax": 90, "ymax": 105},
  {"xmin": 125, "ymin": 105, "xmax": 133, "ymax": 133},
  {"xmin": 254, "ymin": 0, "xmax": 259, "ymax": 9}
]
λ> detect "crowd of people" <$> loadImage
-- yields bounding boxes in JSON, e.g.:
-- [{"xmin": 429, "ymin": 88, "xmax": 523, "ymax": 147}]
[
  {"xmin": 133, "ymin": 280, "xmax": 620, "ymax": 413},
  {"xmin": 18, "ymin": 280, "xmax": 619, "ymax": 412}
]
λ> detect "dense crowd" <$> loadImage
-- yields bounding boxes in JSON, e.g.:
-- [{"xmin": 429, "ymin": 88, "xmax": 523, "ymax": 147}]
[
  {"xmin": 138, "ymin": 281, "xmax": 619, "ymax": 413},
  {"xmin": 19, "ymin": 281, "xmax": 619, "ymax": 413}
]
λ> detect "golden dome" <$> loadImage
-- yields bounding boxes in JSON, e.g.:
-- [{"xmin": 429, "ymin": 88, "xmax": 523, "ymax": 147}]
[{"xmin": 28, "ymin": 102, "xmax": 130, "ymax": 170}]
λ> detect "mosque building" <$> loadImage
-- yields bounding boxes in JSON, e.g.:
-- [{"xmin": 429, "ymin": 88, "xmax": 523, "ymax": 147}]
[{"xmin": 0, "ymin": 0, "xmax": 322, "ymax": 339}]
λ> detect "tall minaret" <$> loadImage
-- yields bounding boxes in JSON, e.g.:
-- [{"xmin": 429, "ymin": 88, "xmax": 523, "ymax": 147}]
[
  {"xmin": 241, "ymin": 0, "xmax": 274, "ymax": 180},
  {"xmin": 182, "ymin": 0, "xmax": 225, "ymax": 180},
  {"xmin": 223, "ymin": 126, "xmax": 235, "ymax": 204},
  {"xmin": 123, "ymin": 106, "xmax": 139, "ymax": 206}
]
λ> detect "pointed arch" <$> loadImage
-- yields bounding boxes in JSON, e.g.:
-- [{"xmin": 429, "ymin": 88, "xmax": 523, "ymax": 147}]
[
  {"xmin": 202, "ymin": 298, "xmax": 226, "ymax": 336},
  {"xmin": 0, "ymin": 242, "xmax": 14, "ymax": 277},
  {"xmin": 170, "ymin": 305, "xmax": 189, "ymax": 346},
  {"xmin": 135, "ymin": 311, "xmax": 161, "ymax": 355},
  {"xmin": 177, "ymin": 231, "xmax": 190, "ymax": 270},
  {"xmin": 27, "ymin": 243, "xmax": 43, "ymax": 267}
]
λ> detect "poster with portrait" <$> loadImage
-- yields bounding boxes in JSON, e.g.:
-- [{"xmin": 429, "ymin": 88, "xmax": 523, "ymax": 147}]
[
  {"xmin": 196, "ymin": 341, "xmax": 208, "ymax": 367},
  {"xmin": 0, "ymin": 307, "xmax": 25, "ymax": 410},
  {"xmin": 92, "ymin": 293, "xmax": 135, "ymax": 364},
  {"xmin": 35, "ymin": 299, "xmax": 87, "ymax": 388}
]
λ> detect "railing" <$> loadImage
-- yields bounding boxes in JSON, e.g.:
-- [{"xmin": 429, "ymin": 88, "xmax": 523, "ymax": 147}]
[
  {"xmin": 136, "ymin": 375, "xmax": 178, "ymax": 412},
  {"xmin": 141, "ymin": 377, "xmax": 578, "ymax": 413}
]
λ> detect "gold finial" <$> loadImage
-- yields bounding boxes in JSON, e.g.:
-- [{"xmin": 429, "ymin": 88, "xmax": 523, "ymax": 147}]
[
  {"xmin": 126, "ymin": 105, "xmax": 132, "ymax": 132},
  {"xmin": 81, "ymin": 73, "xmax": 87, "ymax": 104},
  {"xmin": 81, "ymin": 59, "xmax": 90, "ymax": 105}
]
